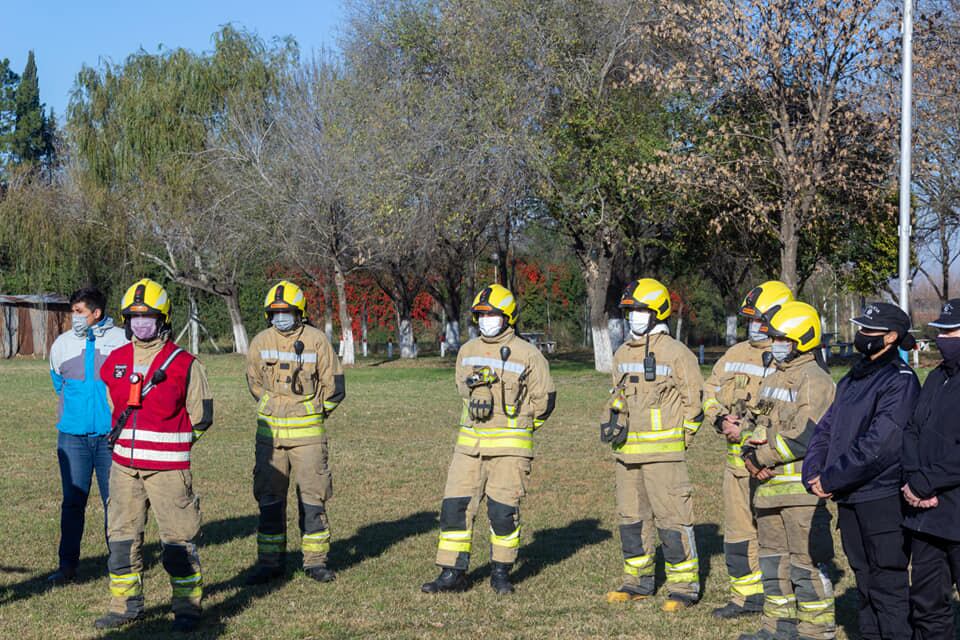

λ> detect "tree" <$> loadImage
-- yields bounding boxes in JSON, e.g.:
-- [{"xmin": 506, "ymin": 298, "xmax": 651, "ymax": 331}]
[
  {"xmin": 68, "ymin": 26, "xmax": 296, "ymax": 353},
  {"xmin": 10, "ymin": 51, "xmax": 54, "ymax": 170},
  {"xmin": 913, "ymin": 1, "xmax": 960, "ymax": 304},
  {"xmin": 637, "ymin": 0, "xmax": 899, "ymax": 293}
]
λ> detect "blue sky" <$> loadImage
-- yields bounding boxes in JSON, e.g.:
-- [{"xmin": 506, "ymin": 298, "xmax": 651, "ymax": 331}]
[{"xmin": 0, "ymin": 0, "xmax": 347, "ymax": 118}]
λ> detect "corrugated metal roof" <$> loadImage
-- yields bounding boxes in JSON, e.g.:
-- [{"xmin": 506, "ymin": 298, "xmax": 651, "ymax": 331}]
[{"xmin": 0, "ymin": 294, "xmax": 70, "ymax": 306}]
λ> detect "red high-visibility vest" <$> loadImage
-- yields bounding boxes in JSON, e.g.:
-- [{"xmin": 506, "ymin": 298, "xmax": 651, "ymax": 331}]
[{"xmin": 101, "ymin": 341, "xmax": 195, "ymax": 471}]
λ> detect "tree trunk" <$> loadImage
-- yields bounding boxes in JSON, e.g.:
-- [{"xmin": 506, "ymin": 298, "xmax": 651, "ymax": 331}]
[
  {"xmin": 583, "ymin": 251, "xmax": 614, "ymax": 373},
  {"xmin": 675, "ymin": 314, "xmax": 684, "ymax": 342},
  {"xmin": 322, "ymin": 279, "xmax": 334, "ymax": 343},
  {"xmin": 333, "ymin": 264, "xmax": 355, "ymax": 365},
  {"xmin": 188, "ymin": 291, "xmax": 200, "ymax": 355},
  {"xmin": 725, "ymin": 315, "xmax": 738, "ymax": 346},
  {"xmin": 361, "ymin": 300, "xmax": 369, "ymax": 357},
  {"xmin": 223, "ymin": 289, "xmax": 249, "ymax": 355},
  {"xmin": 394, "ymin": 297, "xmax": 417, "ymax": 359},
  {"xmin": 607, "ymin": 317, "xmax": 626, "ymax": 353},
  {"xmin": 779, "ymin": 204, "xmax": 799, "ymax": 292},
  {"xmin": 941, "ymin": 212, "xmax": 950, "ymax": 303}
]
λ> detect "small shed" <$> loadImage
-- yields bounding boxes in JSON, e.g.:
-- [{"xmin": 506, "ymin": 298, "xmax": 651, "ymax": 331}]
[{"xmin": 0, "ymin": 294, "xmax": 71, "ymax": 359}]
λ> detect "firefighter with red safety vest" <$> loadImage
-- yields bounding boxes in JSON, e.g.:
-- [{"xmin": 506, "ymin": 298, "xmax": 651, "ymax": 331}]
[
  {"xmin": 702, "ymin": 281, "xmax": 794, "ymax": 619},
  {"xmin": 94, "ymin": 279, "xmax": 213, "ymax": 633},
  {"xmin": 421, "ymin": 284, "xmax": 556, "ymax": 595},
  {"xmin": 603, "ymin": 278, "xmax": 705, "ymax": 612},
  {"xmin": 245, "ymin": 281, "xmax": 345, "ymax": 585}
]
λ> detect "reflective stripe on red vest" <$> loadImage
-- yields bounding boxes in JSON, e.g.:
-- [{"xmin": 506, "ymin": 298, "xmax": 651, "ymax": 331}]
[{"xmin": 101, "ymin": 341, "xmax": 195, "ymax": 470}]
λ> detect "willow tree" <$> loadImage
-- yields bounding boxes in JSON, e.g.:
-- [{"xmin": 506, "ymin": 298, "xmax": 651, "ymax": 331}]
[{"xmin": 67, "ymin": 26, "xmax": 296, "ymax": 353}]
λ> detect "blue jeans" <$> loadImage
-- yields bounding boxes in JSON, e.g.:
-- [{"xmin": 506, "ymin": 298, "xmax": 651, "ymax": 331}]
[{"xmin": 57, "ymin": 431, "xmax": 111, "ymax": 570}]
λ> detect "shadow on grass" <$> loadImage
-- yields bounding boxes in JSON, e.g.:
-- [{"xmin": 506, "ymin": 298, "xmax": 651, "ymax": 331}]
[
  {"xmin": 102, "ymin": 511, "xmax": 437, "ymax": 639},
  {"xmin": 464, "ymin": 518, "xmax": 613, "ymax": 587},
  {"xmin": 0, "ymin": 515, "xmax": 257, "ymax": 609},
  {"xmin": 329, "ymin": 510, "xmax": 436, "ymax": 571}
]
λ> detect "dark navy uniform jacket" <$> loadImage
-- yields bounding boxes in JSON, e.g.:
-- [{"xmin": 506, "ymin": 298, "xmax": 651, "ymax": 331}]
[
  {"xmin": 902, "ymin": 358, "xmax": 960, "ymax": 541},
  {"xmin": 803, "ymin": 349, "xmax": 920, "ymax": 504}
]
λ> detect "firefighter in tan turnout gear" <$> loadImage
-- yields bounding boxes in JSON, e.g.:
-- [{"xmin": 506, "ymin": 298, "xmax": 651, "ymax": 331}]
[
  {"xmin": 603, "ymin": 278, "xmax": 705, "ymax": 612},
  {"xmin": 95, "ymin": 279, "xmax": 213, "ymax": 633},
  {"xmin": 245, "ymin": 281, "xmax": 345, "ymax": 585},
  {"xmin": 739, "ymin": 301, "xmax": 836, "ymax": 640},
  {"xmin": 703, "ymin": 281, "xmax": 794, "ymax": 620},
  {"xmin": 421, "ymin": 284, "xmax": 556, "ymax": 595}
]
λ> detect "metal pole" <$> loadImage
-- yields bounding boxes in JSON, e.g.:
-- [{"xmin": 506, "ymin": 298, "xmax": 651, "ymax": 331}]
[{"xmin": 898, "ymin": 0, "xmax": 914, "ymax": 315}]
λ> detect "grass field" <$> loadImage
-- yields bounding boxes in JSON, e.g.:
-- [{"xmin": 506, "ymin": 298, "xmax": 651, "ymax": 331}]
[{"xmin": 0, "ymin": 353, "xmax": 907, "ymax": 639}]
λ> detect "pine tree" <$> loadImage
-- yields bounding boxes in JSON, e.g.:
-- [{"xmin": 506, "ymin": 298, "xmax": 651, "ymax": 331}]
[
  {"xmin": 0, "ymin": 58, "xmax": 20, "ymax": 176},
  {"xmin": 10, "ymin": 51, "xmax": 47, "ymax": 168}
]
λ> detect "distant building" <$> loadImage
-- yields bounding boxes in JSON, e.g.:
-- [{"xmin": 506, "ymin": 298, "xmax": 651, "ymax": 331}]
[{"xmin": 0, "ymin": 294, "xmax": 70, "ymax": 358}]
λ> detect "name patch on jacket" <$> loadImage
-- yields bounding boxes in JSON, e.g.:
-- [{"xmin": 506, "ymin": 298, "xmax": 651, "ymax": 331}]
[{"xmin": 113, "ymin": 364, "xmax": 128, "ymax": 379}]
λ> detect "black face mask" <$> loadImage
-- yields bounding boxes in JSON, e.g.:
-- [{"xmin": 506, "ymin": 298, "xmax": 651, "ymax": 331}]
[
  {"xmin": 854, "ymin": 331, "xmax": 887, "ymax": 357},
  {"xmin": 936, "ymin": 336, "xmax": 960, "ymax": 363}
]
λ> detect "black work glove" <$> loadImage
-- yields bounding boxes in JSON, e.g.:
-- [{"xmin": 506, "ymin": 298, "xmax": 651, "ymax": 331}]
[
  {"xmin": 600, "ymin": 410, "xmax": 628, "ymax": 446},
  {"xmin": 469, "ymin": 385, "xmax": 494, "ymax": 421}
]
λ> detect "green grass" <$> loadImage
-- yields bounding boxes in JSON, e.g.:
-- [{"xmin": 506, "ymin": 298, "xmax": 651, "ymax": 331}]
[{"xmin": 0, "ymin": 355, "xmax": 919, "ymax": 639}]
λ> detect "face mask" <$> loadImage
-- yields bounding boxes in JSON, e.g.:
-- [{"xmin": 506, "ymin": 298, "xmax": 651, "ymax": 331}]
[
  {"xmin": 72, "ymin": 314, "xmax": 90, "ymax": 337},
  {"xmin": 771, "ymin": 341, "xmax": 793, "ymax": 363},
  {"xmin": 854, "ymin": 331, "xmax": 887, "ymax": 357},
  {"xmin": 130, "ymin": 316, "xmax": 159, "ymax": 341},
  {"xmin": 748, "ymin": 321, "xmax": 766, "ymax": 343},
  {"xmin": 271, "ymin": 312, "xmax": 297, "ymax": 332},
  {"xmin": 936, "ymin": 336, "xmax": 960, "ymax": 362},
  {"xmin": 478, "ymin": 315, "xmax": 504, "ymax": 337},
  {"xmin": 628, "ymin": 310, "xmax": 652, "ymax": 336}
]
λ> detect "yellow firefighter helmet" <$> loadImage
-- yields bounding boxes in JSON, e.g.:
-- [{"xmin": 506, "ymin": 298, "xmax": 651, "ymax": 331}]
[
  {"xmin": 740, "ymin": 280, "xmax": 794, "ymax": 321},
  {"xmin": 471, "ymin": 284, "xmax": 518, "ymax": 326},
  {"xmin": 619, "ymin": 278, "xmax": 671, "ymax": 321},
  {"xmin": 764, "ymin": 301, "xmax": 822, "ymax": 353},
  {"xmin": 263, "ymin": 280, "xmax": 308, "ymax": 321},
  {"xmin": 120, "ymin": 278, "xmax": 172, "ymax": 325}
]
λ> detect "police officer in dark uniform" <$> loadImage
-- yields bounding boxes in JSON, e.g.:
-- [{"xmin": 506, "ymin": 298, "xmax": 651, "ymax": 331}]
[
  {"xmin": 803, "ymin": 302, "xmax": 919, "ymax": 640},
  {"xmin": 902, "ymin": 299, "xmax": 960, "ymax": 639}
]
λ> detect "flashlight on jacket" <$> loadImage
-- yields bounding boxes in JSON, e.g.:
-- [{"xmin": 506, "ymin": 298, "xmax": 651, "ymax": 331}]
[{"xmin": 127, "ymin": 373, "xmax": 143, "ymax": 408}]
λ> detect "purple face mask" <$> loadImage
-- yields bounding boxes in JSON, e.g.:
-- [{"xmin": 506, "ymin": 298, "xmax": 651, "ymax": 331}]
[{"xmin": 130, "ymin": 316, "xmax": 159, "ymax": 341}]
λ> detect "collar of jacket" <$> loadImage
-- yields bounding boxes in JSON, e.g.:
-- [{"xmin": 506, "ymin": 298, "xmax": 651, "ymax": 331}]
[
  {"xmin": 272, "ymin": 324, "xmax": 305, "ymax": 340},
  {"xmin": 626, "ymin": 324, "xmax": 670, "ymax": 346},
  {"xmin": 849, "ymin": 346, "xmax": 900, "ymax": 380},
  {"xmin": 942, "ymin": 357, "xmax": 960, "ymax": 377},
  {"xmin": 480, "ymin": 326, "xmax": 515, "ymax": 345},
  {"xmin": 777, "ymin": 351, "xmax": 815, "ymax": 371},
  {"xmin": 132, "ymin": 334, "xmax": 167, "ymax": 356},
  {"xmin": 90, "ymin": 316, "xmax": 117, "ymax": 338}
]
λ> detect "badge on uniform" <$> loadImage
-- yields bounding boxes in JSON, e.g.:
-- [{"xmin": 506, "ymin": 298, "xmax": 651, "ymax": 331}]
[{"xmin": 113, "ymin": 364, "xmax": 128, "ymax": 379}]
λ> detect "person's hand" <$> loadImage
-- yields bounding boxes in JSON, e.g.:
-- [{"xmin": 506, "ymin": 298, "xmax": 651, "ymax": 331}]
[
  {"xmin": 754, "ymin": 466, "xmax": 775, "ymax": 481},
  {"xmin": 721, "ymin": 416, "xmax": 742, "ymax": 443},
  {"xmin": 808, "ymin": 475, "xmax": 832, "ymax": 499},
  {"xmin": 918, "ymin": 496, "xmax": 940, "ymax": 509},
  {"xmin": 902, "ymin": 483, "xmax": 923, "ymax": 508}
]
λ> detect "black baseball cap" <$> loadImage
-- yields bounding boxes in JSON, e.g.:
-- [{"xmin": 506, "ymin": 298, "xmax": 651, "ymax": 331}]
[
  {"xmin": 930, "ymin": 299, "xmax": 960, "ymax": 330},
  {"xmin": 851, "ymin": 302, "xmax": 911, "ymax": 337}
]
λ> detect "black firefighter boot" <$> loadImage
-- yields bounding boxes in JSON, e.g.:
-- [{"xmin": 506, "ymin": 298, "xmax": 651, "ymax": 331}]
[
  {"xmin": 245, "ymin": 563, "xmax": 285, "ymax": 586},
  {"xmin": 490, "ymin": 562, "xmax": 515, "ymax": 595},
  {"xmin": 421, "ymin": 567, "xmax": 467, "ymax": 593}
]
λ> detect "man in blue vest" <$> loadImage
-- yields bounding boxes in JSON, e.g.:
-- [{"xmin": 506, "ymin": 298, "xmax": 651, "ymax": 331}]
[{"xmin": 48, "ymin": 287, "xmax": 128, "ymax": 584}]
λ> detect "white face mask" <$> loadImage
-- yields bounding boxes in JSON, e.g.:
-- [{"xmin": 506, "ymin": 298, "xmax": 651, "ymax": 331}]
[
  {"xmin": 271, "ymin": 312, "xmax": 297, "ymax": 332},
  {"xmin": 72, "ymin": 314, "xmax": 90, "ymax": 337},
  {"xmin": 628, "ymin": 310, "xmax": 652, "ymax": 336},
  {"xmin": 771, "ymin": 341, "xmax": 793, "ymax": 363},
  {"xmin": 478, "ymin": 315, "xmax": 504, "ymax": 337},
  {"xmin": 749, "ymin": 321, "xmax": 766, "ymax": 343}
]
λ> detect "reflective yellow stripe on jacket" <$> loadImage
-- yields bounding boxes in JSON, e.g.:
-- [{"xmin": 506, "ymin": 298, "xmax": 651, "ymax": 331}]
[
  {"xmin": 613, "ymin": 427, "xmax": 685, "ymax": 456},
  {"xmin": 456, "ymin": 425, "xmax": 533, "ymax": 451},
  {"xmin": 755, "ymin": 462, "xmax": 806, "ymax": 498}
]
